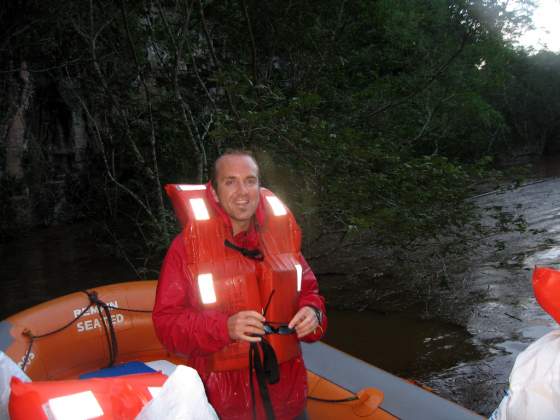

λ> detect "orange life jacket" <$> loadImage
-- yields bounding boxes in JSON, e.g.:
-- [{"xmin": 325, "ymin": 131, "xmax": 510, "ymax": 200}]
[
  {"xmin": 9, "ymin": 373, "xmax": 166, "ymax": 420},
  {"xmin": 533, "ymin": 266, "xmax": 560, "ymax": 324},
  {"xmin": 165, "ymin": 183, "xmax": 302, "ymax": 371}
]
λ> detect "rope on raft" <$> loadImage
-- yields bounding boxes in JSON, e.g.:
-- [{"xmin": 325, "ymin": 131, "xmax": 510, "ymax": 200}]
[{"xmin": 21, "ymin": 290, "xmax": 152, "ymax": 371}]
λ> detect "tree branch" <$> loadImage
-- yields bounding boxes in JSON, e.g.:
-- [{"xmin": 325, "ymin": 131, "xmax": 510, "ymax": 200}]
[{"xmin": 369, "ymin": 33, "xmax": 469, "ymax": 119}]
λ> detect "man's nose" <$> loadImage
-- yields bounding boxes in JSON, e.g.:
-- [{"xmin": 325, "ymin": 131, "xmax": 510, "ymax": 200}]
[{"xmin": 237, "ymin": 181, "xmax": 248, "ymax": 193}]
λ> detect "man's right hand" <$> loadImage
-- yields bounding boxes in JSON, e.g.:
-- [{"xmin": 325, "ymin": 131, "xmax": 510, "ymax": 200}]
[{"xmin": 227, "ymin": 310, "xmax": 265, "ymax": 342}]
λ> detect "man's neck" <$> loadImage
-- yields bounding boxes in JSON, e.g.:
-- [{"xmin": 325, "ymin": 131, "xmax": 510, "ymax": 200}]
[{"xmin": 232, "ymin": 220, "xmax": 251, "ymax": 236}]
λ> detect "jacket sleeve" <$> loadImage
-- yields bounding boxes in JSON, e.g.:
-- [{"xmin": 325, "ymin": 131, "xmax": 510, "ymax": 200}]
[
  {"xmin": 297, "ymin": 254, "xmax": 327, "ymax": 343},
  {"xmin": 152, "ymin": 234, "xmax": 233, "ymax": 358}
]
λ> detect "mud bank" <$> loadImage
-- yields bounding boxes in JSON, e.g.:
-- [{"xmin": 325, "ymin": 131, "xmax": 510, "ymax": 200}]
[
  {"xmin": 319, "ymin": 174, "xmax": 560, "ymax": 416},
  {"xmin": 421, "ymin": 176, "xmax": 560, "ymax": 415}
]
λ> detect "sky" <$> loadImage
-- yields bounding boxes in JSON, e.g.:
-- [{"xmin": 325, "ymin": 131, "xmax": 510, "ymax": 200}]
[{"xmin": 516, "ymin": 0, "xmax": 560, "ymax": 52}]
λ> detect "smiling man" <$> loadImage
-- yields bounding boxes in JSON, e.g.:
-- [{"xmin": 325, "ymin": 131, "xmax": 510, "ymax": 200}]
[
  {"xmin": 212, "ymin": 154, "xmax": 260, "ymax": 235},
  {"xmin": 153, "ymin": 150, "xmax": 327, "ymax": 420}
]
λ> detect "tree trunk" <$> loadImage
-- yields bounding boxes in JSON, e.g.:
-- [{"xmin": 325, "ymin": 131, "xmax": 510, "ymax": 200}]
[{"xmin": 5, "ymin": 62, "xmax": 33, "ymax": 180}]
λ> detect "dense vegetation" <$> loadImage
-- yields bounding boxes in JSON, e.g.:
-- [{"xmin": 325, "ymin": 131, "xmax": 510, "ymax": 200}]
[{"xmin": 2, "ymin": 1, "xmax": 560, "ymax": 287}]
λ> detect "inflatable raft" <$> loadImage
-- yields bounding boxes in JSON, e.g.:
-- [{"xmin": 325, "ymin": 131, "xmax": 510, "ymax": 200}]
[{"xmin": 0, "ymin": 281, "xmax": 481, "ymax": 419}]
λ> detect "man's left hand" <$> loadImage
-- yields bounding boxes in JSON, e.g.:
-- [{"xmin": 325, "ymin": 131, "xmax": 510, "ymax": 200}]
[{"xmin": 288, "ymin": 306, "xmax": 319, "ymax": 338}]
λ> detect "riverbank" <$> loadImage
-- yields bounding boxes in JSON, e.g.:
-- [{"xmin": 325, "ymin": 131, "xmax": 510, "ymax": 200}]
[
  {"xmin": 421, "ymin": 175, "xmax": 560, "ymax": 415},
  {"xmin": 316, "ymin": 160, "xmax": 560, "ymax": 415}
]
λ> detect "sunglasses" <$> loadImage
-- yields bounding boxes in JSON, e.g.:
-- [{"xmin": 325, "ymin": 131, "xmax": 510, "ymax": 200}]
[
  {"xmin": 263, "ymin": 322, "xmax": 294, "ymax": 335},
  {"xmin": 260, "ymin": 289, "xmax": 295, "ymax": 335}
]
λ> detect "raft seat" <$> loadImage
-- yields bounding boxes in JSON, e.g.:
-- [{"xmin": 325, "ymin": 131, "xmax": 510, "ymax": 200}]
[{"xmin": 79, "ymin": 361, "xmax": 157, "ymax": 379}]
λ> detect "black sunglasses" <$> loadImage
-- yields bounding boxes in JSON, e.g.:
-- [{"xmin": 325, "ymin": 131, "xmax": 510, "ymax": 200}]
[
  {"xmin": 263, "ymin": 322, "xmax": 294, "ymax": 335},
  {"xmin": 261, "ymin": 289, "xmax": 295, "ymax": 335}
]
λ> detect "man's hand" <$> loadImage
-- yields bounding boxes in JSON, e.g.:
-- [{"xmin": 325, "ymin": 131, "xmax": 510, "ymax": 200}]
[
  {"xmin": 227, "ymin": 310, "xmax": 265, "ymax": 342},
  {"xmin": 288, "ymin": 306, "xmax": 319, "ymax": 338}
]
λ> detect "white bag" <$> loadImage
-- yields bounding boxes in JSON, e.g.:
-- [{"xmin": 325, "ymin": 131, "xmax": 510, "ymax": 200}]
[
  {"xmin": 135, "ymin": 365, "xmax": 218, "ymax": 420},
  {"xmin": 0, "ymin": 351, "xmax": 31, "ymax": 420},
  {"xmin": 490, "ymin": 329, "xmax": 560, "ymax": 420}
]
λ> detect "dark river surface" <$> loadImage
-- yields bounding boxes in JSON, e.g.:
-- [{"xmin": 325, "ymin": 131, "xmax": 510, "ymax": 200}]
[{"xmin": 1, "ymin": 156, "xmax": 560, "ymax": 416}]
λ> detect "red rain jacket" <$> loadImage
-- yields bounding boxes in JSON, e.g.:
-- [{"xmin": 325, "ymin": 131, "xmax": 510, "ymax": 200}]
[{"xmin": 153, "ymin": 191, "xmax": 327, "ymax": 420}]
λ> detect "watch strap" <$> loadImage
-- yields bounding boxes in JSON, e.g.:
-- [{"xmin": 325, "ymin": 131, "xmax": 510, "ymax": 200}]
[{"xmin": 309, "ymin": 306, "xmax": 323, "ymax": 325}]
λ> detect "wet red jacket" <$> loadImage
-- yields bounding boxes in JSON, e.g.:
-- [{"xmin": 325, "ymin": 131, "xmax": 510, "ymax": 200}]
[{"xmin": 153, "ymin": 195, "xmax": 327, "ymax": 420}]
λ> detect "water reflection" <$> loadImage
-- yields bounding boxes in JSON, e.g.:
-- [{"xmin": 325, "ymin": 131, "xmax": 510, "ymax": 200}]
[
  {"xmin": 525, "ymin": 247, "xmax": 560, "ymax": 266},
  {"xmin": 323, "ymin": 309, "xmax": 482, "ymax": 378},
  {"xmin": 0, "ymin": 224, "xmax": 136, "ymax": 319}
]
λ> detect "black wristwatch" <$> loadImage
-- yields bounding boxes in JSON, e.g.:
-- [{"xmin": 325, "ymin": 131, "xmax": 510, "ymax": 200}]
[{"xmin": 309, "ymin": 306, "xmax": 323, "ymax": 325}]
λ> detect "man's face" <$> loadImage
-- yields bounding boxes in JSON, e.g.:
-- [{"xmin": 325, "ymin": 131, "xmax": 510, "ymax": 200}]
[{"xmin": 214, "ymin": 155, "xmax": 260, "ymax": 233}]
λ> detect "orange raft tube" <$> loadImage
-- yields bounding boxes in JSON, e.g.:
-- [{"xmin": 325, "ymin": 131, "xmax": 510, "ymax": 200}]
[{"xmin": 0, "ymin": 281, "xmax": 394, "ymax": 419}]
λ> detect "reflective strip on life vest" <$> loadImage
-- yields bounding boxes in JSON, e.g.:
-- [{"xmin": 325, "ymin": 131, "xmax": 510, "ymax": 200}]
[
  {"xmin": 295, "ymin": 263, "xmax": 302, "ymax": 292},
  {"xmin": 265, "ymin": 196, "xmax": 287, "ymax": 216},
  {"xmin": 47, "ymin": 390, "xmax": 104, "ymax": 419},
  {"xmin": 190, "ymin": 198, "xmax": 210, "ymax": 221},
  {"xmin": 198, "ymin": 273, "xmax": 217, "ymax": 304},
  {"xmin": 177, "ymin": 184, "xmax": 207, "ymax": 191}
]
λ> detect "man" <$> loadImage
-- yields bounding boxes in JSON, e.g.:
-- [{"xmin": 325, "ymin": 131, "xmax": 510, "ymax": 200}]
[{"xmin": 153, "ymin": 151, "xmax": 327, "ymax": 420}]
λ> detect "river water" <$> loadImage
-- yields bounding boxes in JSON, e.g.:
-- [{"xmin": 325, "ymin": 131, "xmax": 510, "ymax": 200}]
[
  {"xmin": 1, "ymin": 158, "xmax": 560, "ymax": 416},
  {"xmin": 0, "ymin": 224, "xmax": 136, "ymax": 320}
]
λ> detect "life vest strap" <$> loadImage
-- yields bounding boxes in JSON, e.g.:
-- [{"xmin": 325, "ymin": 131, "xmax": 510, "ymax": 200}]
[
  {"xmin": 249, "ymin": 339, "xmax": 279, "ymax": 420},
  {"xmin": 224, "ymin": 239, "xmax": 264, "ymax": 261}
]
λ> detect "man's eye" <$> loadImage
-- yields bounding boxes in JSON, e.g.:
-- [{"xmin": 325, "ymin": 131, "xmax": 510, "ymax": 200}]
[
  {"xmin": 246, "ymin": 178, "xmax": 257, "ymax": 186},
  {"xmin": 225, "ymin": 180, "xmax": 234, "ymax": 186}
]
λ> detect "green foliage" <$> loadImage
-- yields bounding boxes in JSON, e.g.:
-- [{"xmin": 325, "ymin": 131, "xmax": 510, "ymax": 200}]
[
  {"xmin": 1, "ymin": 0, "xmax": 558, "ymax": 283},
  {"xmin": 495, "ymin": 50, "xmax": 560, "ymax": 152}
]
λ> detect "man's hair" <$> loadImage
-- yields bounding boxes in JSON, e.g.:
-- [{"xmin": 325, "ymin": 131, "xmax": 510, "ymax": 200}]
[{"xmin": 211, "ymin": 149, "xmax": 259, "ymax": 190}]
